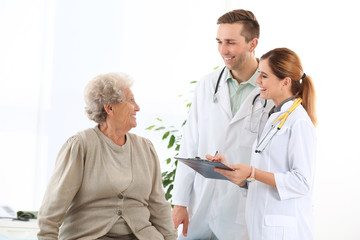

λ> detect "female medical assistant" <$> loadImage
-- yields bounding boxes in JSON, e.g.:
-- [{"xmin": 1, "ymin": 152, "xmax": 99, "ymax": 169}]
[
  {"xmin": 245, "ymin": 99, "xmax": 316, "ymax": 240},
  {"xmin": 210, "ymin": 48, "xmax": 317, "ymax": 240}
]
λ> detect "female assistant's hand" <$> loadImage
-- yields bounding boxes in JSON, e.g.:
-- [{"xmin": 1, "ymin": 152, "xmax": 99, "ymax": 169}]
[
  {"xmin": 205, "ymin": 153, "xmax": 228, "ymax": 165},
  {"xmin": 206, "ymin": 153, "xmax": 251, "ymax": 186}
]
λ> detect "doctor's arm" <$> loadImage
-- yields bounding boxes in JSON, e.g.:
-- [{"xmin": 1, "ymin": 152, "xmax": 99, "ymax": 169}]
[
  {"xmin": 210, "ymin": 154, "xmax": 276, "ymax": 188},
  {"xmin": 171, "ymin": 83, "xmax": 202, "ymax": 237},
  {"xmin": 214, "ymin": 121, "xmax": 316, "ymax": 198},
  {"xmin": 274, "ymin": 120, "xmax": 316, "ymax": 200},
  {"xmin": 171, "ymin": 138, "xmax": 196, "ymax": 237},
  {"xmin": 171, "ymin": 206, "xmax": 189, "ymax": 237}
]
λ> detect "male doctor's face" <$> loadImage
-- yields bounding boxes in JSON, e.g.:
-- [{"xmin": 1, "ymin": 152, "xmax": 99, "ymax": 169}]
[{"xmin": 216, "ymin": 23, "xmax": 254, "ymax": 71}]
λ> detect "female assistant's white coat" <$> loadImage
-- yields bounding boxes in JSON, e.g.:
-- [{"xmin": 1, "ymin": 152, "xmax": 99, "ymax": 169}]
[
  {"xmin": 172, "ymin": 67, "xmax": 272, "ymax": 240},
  {"xmin": 246, "ymin": 100, "xmax": 316, "ymax": 240}
]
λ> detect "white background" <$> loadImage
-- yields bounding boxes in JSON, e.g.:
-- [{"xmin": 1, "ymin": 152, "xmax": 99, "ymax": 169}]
[{"xmin": 0, "ymin": 0, "xmax": 359, "ymax": 239}]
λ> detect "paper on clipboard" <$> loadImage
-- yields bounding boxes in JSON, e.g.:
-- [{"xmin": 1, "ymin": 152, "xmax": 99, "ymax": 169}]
[{"xmin": 175, "ymin": 157, "xmax": 234, "ymax": 180}]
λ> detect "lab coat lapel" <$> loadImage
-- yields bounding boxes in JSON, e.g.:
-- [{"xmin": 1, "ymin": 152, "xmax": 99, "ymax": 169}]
[
  {"xmin": 215, "ymin": 72, "xmax": 232, "ymax": 119},
  {"xmin": 231, "ymin": 88, "xmax": 261, "ymax": 124}
]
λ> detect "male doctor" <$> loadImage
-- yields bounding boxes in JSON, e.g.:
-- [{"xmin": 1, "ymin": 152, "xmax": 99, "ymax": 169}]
[{"xmin": 171, "ymin": 9, "xmax": 273, "ymax": 240}]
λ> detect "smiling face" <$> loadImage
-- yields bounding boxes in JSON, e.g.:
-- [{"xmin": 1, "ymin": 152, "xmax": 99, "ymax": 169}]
[
  {"xmin": 110, "ymin": 88, "xmax": 140, "ymax": 132},
  {"xmin": 256, "ymin": 59, "xmax": 293, "ymax": 106},
  {"xmin": 216, "ymin": 23, "xmax": 255, "ymax": 71}
]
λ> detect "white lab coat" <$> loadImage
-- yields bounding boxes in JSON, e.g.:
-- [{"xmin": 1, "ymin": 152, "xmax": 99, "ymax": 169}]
[
  {"xmin": 172, "ymin": 68, "xmax": 273, "ymax": 240},
  {"xmin": 246, "ymin": 100, "xmax": 316, "ymax": 240}
]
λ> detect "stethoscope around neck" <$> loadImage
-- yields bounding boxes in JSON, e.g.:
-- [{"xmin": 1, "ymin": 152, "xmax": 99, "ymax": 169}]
[
  {"xmin": 213, "ymin": 66, "xmax": 267, "ymax": 109},
  {"xmin": 212, "ymin": 66, "xmax": 268, "ymax": 133},
  {"xmin": 254, "ymin": 98, "xmax": 302, "ymax": 153}
]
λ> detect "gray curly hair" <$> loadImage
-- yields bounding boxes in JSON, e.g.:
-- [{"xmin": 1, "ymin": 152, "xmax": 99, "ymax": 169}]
[{"xmin": 84, "ymin": 72, "xmax": 134, "ymax": 123}]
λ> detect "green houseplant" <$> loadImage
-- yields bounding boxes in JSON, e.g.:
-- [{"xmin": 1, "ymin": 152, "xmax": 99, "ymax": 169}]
[{"xmin": 146, "ymin": 80, "xmax": 197, "ymax": 203}]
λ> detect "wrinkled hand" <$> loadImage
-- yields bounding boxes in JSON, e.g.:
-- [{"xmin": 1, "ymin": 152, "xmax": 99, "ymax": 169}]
[{"xmin": 172, "ymin": 205, "xmax": 189, "ymax": 237}]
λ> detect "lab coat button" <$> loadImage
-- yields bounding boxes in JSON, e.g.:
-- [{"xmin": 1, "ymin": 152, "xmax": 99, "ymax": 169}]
[
  {"xmin": 118, "ymin": 194, "xmax": 124, "ymax": 199},
  {"xmin": 117, "ymin": 210, "xmax": 122, "ymax": 216}
]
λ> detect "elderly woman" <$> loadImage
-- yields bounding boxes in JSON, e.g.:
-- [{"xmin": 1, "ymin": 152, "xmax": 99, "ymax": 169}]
[{"xmin": 38, "ymin": 72, "xmax": 177, "ymax": 240}]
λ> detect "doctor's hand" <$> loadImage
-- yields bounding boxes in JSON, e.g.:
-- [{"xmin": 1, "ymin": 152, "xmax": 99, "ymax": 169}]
[
  {"xmin": 215, "ymin": 163, "xmax": 251, "ymax": 186},
  {"xmin": 205, "ymin": 153, "xmax": 229, "ymax": 166},
  {"xmin": 172, "ymin": 205, "xmax": 189, "ymax": 237}
]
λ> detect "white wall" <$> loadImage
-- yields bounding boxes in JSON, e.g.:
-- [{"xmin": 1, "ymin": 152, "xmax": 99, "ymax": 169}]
[{"xmin": 0, "ymin": 0, "xmax": 359, "ymax": 239}]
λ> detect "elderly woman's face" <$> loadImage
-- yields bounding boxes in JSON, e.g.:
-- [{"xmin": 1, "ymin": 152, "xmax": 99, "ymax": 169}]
[{"xmin": 110, "ymin": 88, "xmax": 140, "ymax": 131}]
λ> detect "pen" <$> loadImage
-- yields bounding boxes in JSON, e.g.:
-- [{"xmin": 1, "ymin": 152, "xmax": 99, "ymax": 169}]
[{"xmin": 211, "ymin": 151, "xmax": 218, "ymax": 161}]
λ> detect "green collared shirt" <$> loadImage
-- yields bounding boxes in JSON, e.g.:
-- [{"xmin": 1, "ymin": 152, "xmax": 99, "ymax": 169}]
[{"xmin": 227, "ymin": 69, "xmax": 258, "ymax": 116}]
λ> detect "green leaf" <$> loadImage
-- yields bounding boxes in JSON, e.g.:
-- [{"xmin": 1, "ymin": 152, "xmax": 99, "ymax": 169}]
[
  {"xmin": 163, "ymin": 179, "xmax": 172, "ymax": 188},
  {"xmin": 167, "ymin": 135, "xmax": 175, "ymax": 148},
  {"xmin": 165, "ymin": 190, "xmax": 172, "ymax": 201},
  {"xmin": 155, "ymin": 126, "xmax": 165, "ymax": 131},
  {"xmin": 190, "ymin": 80, "xmax": 197, "ymax": 84},
  {"xmin": 166, "ymin": 171, "xmax": 174, "ymax": 179},
  {"xmin": 146, "ymin": 125, "xmax": 155, "ymax": 130},
  {"xmin": 175, "ymin": 144, "xmax": 180, "ymax": 151},
  {"xmin": 156, "ymin": 118, "xmax": 163, "ymax": 121},
  {"xmin": 165, "ymin": 184, "xmax": 173, "ymax": 200},
  {"xmin": 166, "ymin": 158, "xmax": 171, "ymax": 164},
  {"xmin": 162, "ymin": 171, "xmax": 168, "ymax": 177},
  {"xmin": 162, "ymin": 131, "xmax": 170, "ymax": 140},
  {"xmin": 213, "ymin": 65, "xmax": 220, "ymax": 70}
]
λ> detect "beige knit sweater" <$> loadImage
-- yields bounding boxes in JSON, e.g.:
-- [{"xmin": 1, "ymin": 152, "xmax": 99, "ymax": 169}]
[{"xmin": 38, "ymin": 126, "xmax": 177, "ymax": 240}]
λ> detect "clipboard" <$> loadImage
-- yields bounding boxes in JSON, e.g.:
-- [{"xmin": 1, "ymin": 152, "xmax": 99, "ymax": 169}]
[{"xmin": 175, "ymin": 157, "xmax": 234, "ymax": 180}]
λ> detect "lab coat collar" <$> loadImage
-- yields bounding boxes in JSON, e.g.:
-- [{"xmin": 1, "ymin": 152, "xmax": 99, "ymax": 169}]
[
  {"xmin": 268, "ymin": 96, "xmax": 296, "ymax": 117},
  {"xmin": 268, "ymin": 99, "xmax": 297, "ymax": 123},
  {"xmin": 280, "ymin": 99, "xmax": 297, "ymax": 112}
]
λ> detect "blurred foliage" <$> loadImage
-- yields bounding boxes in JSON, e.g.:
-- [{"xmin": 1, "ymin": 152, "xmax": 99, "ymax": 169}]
[{"xmin": 146, "ymin": 80, "xmax": 197, "ymax": 203}]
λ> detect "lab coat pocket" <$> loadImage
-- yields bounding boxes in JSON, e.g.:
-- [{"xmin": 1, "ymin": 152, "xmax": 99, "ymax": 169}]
[{"xmin": 263, "ymin": 215, "xmax": 297, "ymax": 240}]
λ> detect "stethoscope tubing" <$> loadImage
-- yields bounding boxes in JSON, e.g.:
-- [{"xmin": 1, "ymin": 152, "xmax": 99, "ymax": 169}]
[
  {"xmin": 213, "ymin": 66, "xmax": 226, "ymax": 99},
  {"xmin": 254, "ymin": 98, "xmax": 302, "ymax": 153}
]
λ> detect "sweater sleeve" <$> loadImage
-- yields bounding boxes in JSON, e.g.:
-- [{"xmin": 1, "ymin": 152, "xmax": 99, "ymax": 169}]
[
  {"xmin": 146, "ymin": 140, "xmax": 178, "ymax": 240},
  {"xmin": 37, "ymin": 135, "xmax": 85, "ymax": 239}
]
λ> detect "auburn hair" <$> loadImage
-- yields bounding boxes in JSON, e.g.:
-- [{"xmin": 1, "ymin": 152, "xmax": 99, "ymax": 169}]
[{"xmin": 261, "ymin": 48, "xmax": 317, "ymax": 126}]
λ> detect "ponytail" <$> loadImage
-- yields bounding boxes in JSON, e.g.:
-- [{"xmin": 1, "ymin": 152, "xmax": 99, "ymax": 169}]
[{"xmin": 297, "ymin": 74, "xmax": 317, "ymax": 126}]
